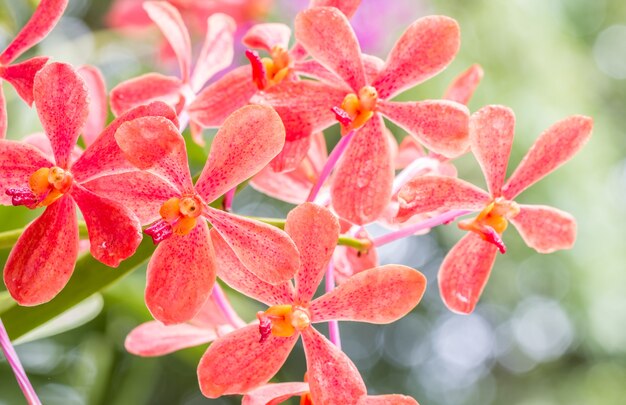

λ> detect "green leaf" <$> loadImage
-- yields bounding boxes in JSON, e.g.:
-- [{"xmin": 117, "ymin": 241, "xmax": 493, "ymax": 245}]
[{"xmin": 0, "ymin": 238, "xmax": 155, "ymax": 340}]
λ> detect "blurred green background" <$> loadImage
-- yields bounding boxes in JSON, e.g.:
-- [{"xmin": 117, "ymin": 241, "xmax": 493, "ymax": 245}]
[{"xmin": 1, "ymin": 0, "xmax": 625, "ymax": 404}]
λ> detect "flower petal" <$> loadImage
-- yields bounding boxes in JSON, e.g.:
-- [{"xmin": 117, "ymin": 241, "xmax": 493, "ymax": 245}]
[
  {"xmin": 211, "ymin": 229, "xmax": 295, "ymax": 306},
  {"xmin": 71, "ymin": 184, "xmax": 142, "ymax": 267},
  {"xmin": 71, "ymin": 101, "xmax": 178, "ymax": 183},
  {"xmin": 125, "ymin": 321, "xmax": 218, "ymax": 357},
  {"xmin": 310, "ymin": 265, "xmax": 426, "ymax": 323},
  {"xmin": 195, "ymin": 105, "xmax": 285, "ymax": 203},
  {"xmin": 33, "ymin": 62, "xmax": 88, "ymax": 167},
  {"xmin": 510, "ymin": 204, "xmax": 576, "ymax": 254},
  {"xmin": 188, "ymin": 65, "xmax": 257, "ymax": 128},
  {"xmin": 372, "ymin": 16, "xmax": 460, "ymax": 99},
  {"xmin": 197, "ymin": 324, "xmax": 298, "ymax": 398},
  {"xmin": 331, "ymin": 115, "xmax": 394, "ymax": 225},
  {"xmin": 444, "ymin": 64, "xmax": 484, "ymax": 105},
  {"xmin": 243, "ymin": 382, "xmax": 310, "ymax": 405},
  {"xmin": 439, "ymin": 232, "xmax": 498, "ymax": 314},
  {"xmin": 378, "ymin": 99, "xmax": 469, "ymax": 158},
  {"xmin": 295, "ymin": 7, "xmax": 366, "ymax": 91},
  {"xmin": 145, "ymin": 221, "xmax": 216, "ymax": 324},
  {"xmin": 309, "ymin": 0, "xmax": 361, "ymax": 18},
  {"xmin": 358, "ymin": 395, "xmax": 419, "ymax": 405},
  {"xmin": 77, "ymin": 65, "xmax": 108, "ymax": 147},
  {"xmin": 502, "ymin": 115, "xmax": 593, "ymax": 199},
  {"xmin": 109, "ymin": 73, "xmax": 183, "ymax": 117},
  {"xmin": 3, "ymin": 195, "xmax": 78, "ymax": 306},
  {"xmin": 396, "ymin": 176, "xmax": 490, "ymax": 222},
  {"xmin": 0, "ymin": 56, "xmax": 48, "ymax": 106},
  {"xmin": 205, "ymin": 207, "xmax": 300, "ymax": 285},
  {"xmin": 294, "ymin": 59, "xmax": 345, "ymax": 85},
  {"xmin": 254, "ymin": 79, "xmax": 347, "ymax": 141},
  {"xmin": 190, "ymin": 13, "xmax": 236, "ymax": 93},
  {"xmin": 242, "ymin": 23, "xmax": 291, "ymax": 52},
  {"xmin": 284, "ymin": 202, "xmax": 340, "ymax": 302},
  {"xmin": 81, "ymin": 171, "xmax": 178, "ymax": 225},
  {"xmin": 0, "ymin": 0, "xmax": 68, "ymax": 65},
  {"xmin": 143, "ymin": 1, "xmax": 192, "ymax": 82},
  {"xmin": 333, "ymin": 229, "xmax": 379, "ymax": 285},
  {"xmin": 302, "ymin": 327, "xmax": 366, "ymax": 404},
  {"xmin": 469, "ymin": 105, "xmax": 515, "ymax": 196},
  {"xmin": 114, "ymin": 115, "xmax": 193, "ymax": 191},
  {"xmin": 0, "ymin": 139, "xmax": 53, "ymax": 205},
  {"xmin": 269, "ymin": 135, "xmax": 311, "ymax": 173}
]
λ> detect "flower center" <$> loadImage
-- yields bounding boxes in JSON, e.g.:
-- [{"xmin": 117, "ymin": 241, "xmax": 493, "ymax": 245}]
[
  {"xmin": 256, "ymin": 304, "xmax": 311, "ymax": 343},
  {"xmin": 245, "ymin": 46, "xmax": 292, "ymax": 91},
  {"xmin": 332, "ymin": 86, "xmax": 378, "ymax": 133},
  {"xmin": 144, "ymin": 195, "xmax": 204, "ymax": 244},
  {"xmin": 458, "ymin": 197, "xmax": 520, "ymax": 253},
  {"xmin": 5, "ymin": 166, "xmax": 73, "ymax": 209}
]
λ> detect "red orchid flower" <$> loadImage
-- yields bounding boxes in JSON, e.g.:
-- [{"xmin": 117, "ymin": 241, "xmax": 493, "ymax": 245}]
[
  {"xmin": 188, "ymin": 0, "xmax": 361, "ymax": 171},
  {"xmin": 255, "ymin": 7, "xmax": 469, "ymax": 224},
  {"xmin": 107, "ymin": 105, "xmax": 300, "ymax": 324},
  {"xmin": 110, "ymin": 1, "xmax": 236, "ymax": 145},
  {"xmin": 0, "ymin": 63, "xmax": 177, "ymax": 306},
  {"xmin": 0, "ymin": 0, "xmax": 68, "ymax": 139},
  {"xmin": 397, "ymin": 105, "xmax": 593, "ymax": 314},
  {"xmin": 197, "ymin": 202, "xmax": 426, "ymax": 401},
  {"xmin": 125, "ymin": 286, "xmax": 245, "ymax": 357},
  {"xmin": 244, "ymin": 376, "xmax": 418, "ymax": 405}
]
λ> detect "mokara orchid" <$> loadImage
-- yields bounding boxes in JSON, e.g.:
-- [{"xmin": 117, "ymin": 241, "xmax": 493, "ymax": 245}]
[
  {"xmin": 110, "ymin": 1, "xmax": 236, "ymax": 145},
  {"xmin": 188, "ymin": 0, "xmax": 361, "ymax": 171},
  {"xmin": 125, "ymin": 285, "xmax": 245, "ymax": 357},
  {"xmin": 0, "ymin": 0, "xmax": 68, "ymax": 139},
  {"xmin": 397, "ymin": 105, "xmax": 593, "ymax": 314},
  {"xmin": 256, "ymin": 7, "xmax": 469, "ymax": 224},
  {"xmin": 197, "ymin": 202, "xmax": 426, "ymax": 402},
  {"xmin": 108, "ymin": 105, "xmax": 300, "ymax": 324},
  {"xmin": 0, "ymin": 62, "xmax": 170, "ymax": 305}
]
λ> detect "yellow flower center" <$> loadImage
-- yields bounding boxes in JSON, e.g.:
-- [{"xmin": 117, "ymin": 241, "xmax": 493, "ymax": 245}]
[
  {"xmin": 337, "ymin": 86, "xmax": 378, "ymax": 132},
  {"xmin": 458, "ymin": 197, "xmax": 520, "ymax": 253},
  {"xmin": 257, "ymin": 304, "xmax": 311, "ymax": 342},
  {"xmin": 261, "ymin": 45, "xmax": 292, "ymax": 87},
  {"xmin": 158, "ymin": 195, "xmax": 203, "ymax": 236},
  {"xmin": 28, "ymin": 166, "xmax": 73, "ymax": 208}
]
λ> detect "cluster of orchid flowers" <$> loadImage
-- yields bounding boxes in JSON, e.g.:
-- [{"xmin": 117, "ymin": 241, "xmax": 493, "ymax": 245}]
[{"xmin": 0, "ymin": 0, "xmax": 593, "ymax": 404}]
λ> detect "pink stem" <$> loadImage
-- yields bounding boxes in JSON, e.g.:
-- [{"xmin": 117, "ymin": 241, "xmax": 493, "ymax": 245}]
[
  {"xmin": 0, "ymin": 319, "xmax": 41, "ymax": 405},
  {"xmin": 373, "ymin": 209, "xmax": 473, "ymax": 247},
  {"xmin": 325, "ymin": 261, "xmax": 341, "ymax": 349},
  {"xmin": 307, "ymin": 130, "xmax": 355, "ymax": 203},
  {"xmin": 223, "ymin": 187, "xmax": 236, "ymax": 212},
  {"xmin": 211, "ymin": 284, "xmax": 243, "ymax": 329}
]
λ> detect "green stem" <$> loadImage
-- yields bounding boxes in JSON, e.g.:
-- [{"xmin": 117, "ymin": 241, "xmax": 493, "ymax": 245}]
[
  {"xmin": 247, "ymin": 216, "xmax": 371, "ymax": 252},
  {"xmin": 0, "ymin": 222, "xmax": 89, "ymax": 250}
]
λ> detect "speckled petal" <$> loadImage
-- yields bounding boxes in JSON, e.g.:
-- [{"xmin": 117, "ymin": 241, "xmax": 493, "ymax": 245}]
[
  {"xmin": 510, "ymin": 204, "xmax": 576, "ymax": 253},
  {"xmin": 444, "ymin": 64, "xmax": 483, "ymax": 105},
  {"xmin": 269, "ymin": 135, "xmax": 311, "ymax": 173},
  {"xmin": 77, "ymin": 65, "xmax": 108, "ymax": 147},
  {"xmin": 0, "ymin": 56, "xmax": 48, "ymax": 105},
  {"xmin": 309, "ymin": 0, "xmax": 361, "ymax": 18},
  {"xmin": 242, "ymin": 23, "xmax": 291, "ymax": 52},
  {"xmin": 285, "ymin": 202, "xmax": 340, "ymax": 302},
  {"xmin": 372, "ymin": 16, "xmax": 460, "ymax": 99},
  {"xmin": 0, "ymin": 139, "xmax": 53, "ymax": 205},
  {"xmin": 358, "ymin": 395, "xmax": 419, "ymax": 405},
  {"xmin": 439, "ymin": 232, "xmax": 498, "ymax": 314},
  {"xmin": 243, "ymin": 382, "xmax": 310, "ymax": 405},
  {"xmin": 145, "ymin": 221, "xmax": 216, "ymax": 325},
  {"xmin": 197, "ymin": 325, "xmax": 298, "ymax": 398},
  {"xmin": 310, "ymin": 265, "xmax": 426, "ymax": 323},
  {"xmin": 302, "ymin": 327, "xmax": 366, "ymax": 404},
  {"xmin": 3, "ymin": 195, "xmax": 78, "ymax": 306},
  {"xmin": 0, "ymin": 86, "xmax": 5, "ymax": 139},
  {"xmin": 205, "ymin": 207, "xmax": 300, "ymax": 285},
  {"xmin": 331, "ymin": 115, "xmax": 394, "ymax": 225},
  {"xmin": 125, "ymin": 321, "xmax": 218, "ymax": 357},
  {"xmin": 109, "ymin": 73, "xmax": 183, "ymax": 117},
  {"xmin": 211, "ymin": 229, "xmax": 295, "ymax": 306},
  {"xmin": 502, "ymin": 115, "xmax": 593, "ymax": 199},
  {"xmin": 191, "ymin": 13, "xmax": 236, "ymax": 92}
]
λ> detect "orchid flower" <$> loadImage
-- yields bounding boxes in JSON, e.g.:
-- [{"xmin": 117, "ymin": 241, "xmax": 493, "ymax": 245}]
[
  {"xmin": 188, "ymin": 0, "xmax": 361, "ymax": 171},
  {"xmin": 0, "ymin": 63, "xmax": 178, "ymax": 305},
  {"xmin": 255, "ymin": 7, "xmax": 469, "ymax": 224},
  {"xmin": 125, "ymin": 285, "xmax": 245, "ymax": 357},
  {"xmin": 0, "ymin": 0, "xmax": 68, "ymax": 139},
  {"xmin": 197, "ymin": 202, "xmax": 426, "ymax": 402},
  {"xmin": 397, "ymin": 105, "xmax": 593, "ymax": 314},
  {"xmin": 107, "ymin": 105, "xmax": 300, "ymax": 324},
  {"xmin": 110, "ymin": 1, "xmax": 236, "ymax": 145},
  {"xmin": 244, "ymin": 376, "xmax": 418, "ymax": 405}
]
